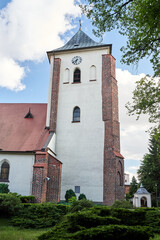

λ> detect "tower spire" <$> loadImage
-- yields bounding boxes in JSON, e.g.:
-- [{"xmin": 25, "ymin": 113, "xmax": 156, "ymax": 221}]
[{"xmin": 79, "ymin": 19, "xmax": 82, "ymax": 31}]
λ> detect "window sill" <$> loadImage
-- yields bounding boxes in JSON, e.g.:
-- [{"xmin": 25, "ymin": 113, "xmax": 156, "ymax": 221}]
[
  {"xmin": 0, "ymin": 179, "xmax": 9, "ymax": 183},
  {"xmin": 72, "ymin": 82, "xmax": 81, "ymax": 84},
  {"xmin": 63, "ymin": 82, "xmax": 69, "ymax": 84},
  {"xmin": 72, "ymin": 121, "xmax": 80, "ymax": 123}
]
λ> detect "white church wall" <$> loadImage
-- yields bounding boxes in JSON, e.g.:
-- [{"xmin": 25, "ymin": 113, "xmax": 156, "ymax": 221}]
[
  {"xmin": 47, "ymin": 133, "xmax": 56, "ymax": 156},
  {"xmin": 46, "ymin": 55, "xmax": 54, "ymax": 127},
  {"xmin": 54, "ymin": 47, "xmax": 110, "ymax": 202},
  {"xmin": 0, "ymin": 153, "xmax": 34, "ymax": 195}
]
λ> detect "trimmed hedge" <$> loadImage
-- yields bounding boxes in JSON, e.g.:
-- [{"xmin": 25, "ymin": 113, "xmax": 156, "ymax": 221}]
[
  {"xmin": 11, "ymin": 202, "xmax": 69, "ymax": 228},
  {"xmin": 71, "ymin": 225, "xmax": 153, "ymax": 240},
  {"xmin": 66, "ymin": 211, "xmax": 120, "ymax": 232},
  {"xmin": 20, "ymin": 195, "xmax": 35, "ymax": 203},
  {"xmin": 69, "ymin": 199, "xmax": 94, "ymax": 213},
  {"xmin": 144, "ymin": 210, "xmax": 160, "ymax": 233},
  {"xmin": 38, "ymin": 223, "xmax": 153, "ymax": 240},
  {"xmin": 0, "ymin": 193, "xmax": 22, "ymax": 217},
  {"xmin": 111, "ymin": 208, "xmax": 146, "ymax": 226}
]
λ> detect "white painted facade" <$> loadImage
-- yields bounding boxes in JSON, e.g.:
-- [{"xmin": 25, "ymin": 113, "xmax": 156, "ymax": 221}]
[
  {"xmin": 49, "ymin": 47, "xmax": 110, "ymax": 201},
  {"xmin": 133, "ymin": 193, "xmax": 151, "ymax": 208},
  {"xmin": 0, "ymin": 153, "xmax": 34, "ymax": 195}
]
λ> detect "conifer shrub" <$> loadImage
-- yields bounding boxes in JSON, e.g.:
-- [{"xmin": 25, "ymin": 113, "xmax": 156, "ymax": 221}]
[
  {"xmin": 11, "ymin": 202, "xmax": 69, "ymax": 228},
  {"xmin": 38, "ymin": 219, "xmax": 153, "ymax": 240},
  {"xmin": 71, "ymin": 225, "xmax": 153, "ymax": 240},
  {"xmin": 66, "ymin": 211, "xmax": 120, "ymax": 232},
  {"xmin": 145, "ymin": 210, "xmax": 160, "ymax": 233},
  {"xmin": 65, "ymin": 189, "xmax": 76, "ymax": 202},
  {"xmin": 20, "ymin": 195, "xmax": 35, "ymax": 203},
  {"xmin": 111, "ymin": 208, "xmax": 146, "ymax": 226},
  {"xmin": 112, "ymin": 200, "xmax": 133, "ymax": 209},
  {"xmin": 0, "ymin": 193, "xmax": 22, "ymax": 217},
  {"xmin": 0, "ymin": 183, "xmax": 10, "ymax": 193},
  {"xmin": 69, "ymin": 199, "xmax": 94, "ymax": 213},
  {"xmin": 78, "ymin": 193, "xmax": 86, "ymax": 200}
]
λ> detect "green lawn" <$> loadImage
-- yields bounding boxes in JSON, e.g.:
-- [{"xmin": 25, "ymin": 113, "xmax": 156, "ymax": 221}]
[
  {"xmin": 0, "ymin": 218, "xmax": 160, "ymax": 240},
  {"xmin": 0, "ymin": 218, "xmax": 50, "ymax": 240}
]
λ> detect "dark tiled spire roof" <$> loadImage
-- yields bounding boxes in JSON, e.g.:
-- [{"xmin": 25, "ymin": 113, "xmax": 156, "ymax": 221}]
[
  {"xmin": 47, "ymin": 29, "xmax": 111, "ymax": 54},
  {"xmin": 135, "ymin": 184, "xmax": 150, "ymax": 194}
]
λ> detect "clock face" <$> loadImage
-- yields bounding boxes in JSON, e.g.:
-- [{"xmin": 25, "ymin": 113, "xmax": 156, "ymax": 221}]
[{"xmin": 72, "ymin": 56, "xmax": 82, "ymax": 65}]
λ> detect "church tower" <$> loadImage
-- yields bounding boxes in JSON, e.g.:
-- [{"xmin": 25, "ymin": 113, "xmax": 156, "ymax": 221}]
[{"xmin": 46, "ymin": 28, "xmax": 124, "ymax": 205}]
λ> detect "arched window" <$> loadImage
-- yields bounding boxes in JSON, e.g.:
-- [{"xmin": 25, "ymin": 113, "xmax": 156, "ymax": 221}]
[
  {"xmin": 73, "ymin": 107, "xmax": 80, "ymax": 122},
  {"xmin": 73, "ymin": 68, "xmax": 81, "ymax": 83},
  {"xmin": 117, "ymin": 171, "xmax": 121, "ymax": 186},
  {"xmin": 64, "ymin": 68, "xmax": 70, "ymax": 83},
  {"xmin": 0, "ymin": 162, "xmax": 10, "ymax": 181},
  {"xmin": 90, "ymin": 65, "xmax": 96, "ymax": 81}
]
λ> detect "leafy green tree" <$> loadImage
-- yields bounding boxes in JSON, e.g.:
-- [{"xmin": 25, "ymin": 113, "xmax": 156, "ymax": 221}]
[
  {"xmin": 126, "ymin": 76, "xmax": 160, "ymax": 126},
  {"xmin": 137, "ymin": 129, "xmax": 160, "ymax": 201},
  {"xmin": 129, "ymin": 176, "xmax": 138, "ymax": 198},
  {"xmin": 81, "ymin": 0, "xmax": 160, "ymax": 77},
  {"xmin": 81, "ymin": 0, "xmax": 160, "ymax": 126}
]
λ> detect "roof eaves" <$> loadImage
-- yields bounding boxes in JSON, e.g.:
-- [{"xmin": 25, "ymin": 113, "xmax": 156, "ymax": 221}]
[{"xmin": 47, "ymin": 44, "xmax": 112, "ymax": 56}]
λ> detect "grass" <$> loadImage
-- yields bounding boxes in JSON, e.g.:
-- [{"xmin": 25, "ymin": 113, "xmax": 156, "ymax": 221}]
[
  {"xmin": 0, "ymin": 218, "xmax": 50, "ymax": 240},
  {"xmin": 0, "ymin": 217, "xmax": 160, "ymax": 240}
]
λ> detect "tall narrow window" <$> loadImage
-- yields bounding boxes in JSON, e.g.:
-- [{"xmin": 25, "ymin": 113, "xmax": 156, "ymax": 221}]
[
  {"xmin": 64, "ymin": 68, "xmax": 70, "ymax": 83},
  {"xmin": 90, "ymin": 65, "xmax": 96, "ymax": 81},
  {"xmin": 73, "ymin": 68, "xmax": 81, "ymax": 83},
  {"xmin": 117, "ymin": 171, "xmax": 121, "ymax": 186},
  {"xmin": 73, "ymin": 107, "xmax": 80, "ymax": 122},
  {"xmin": 0, "ymin": 162, "xmax": 10, "ymax": 181}
]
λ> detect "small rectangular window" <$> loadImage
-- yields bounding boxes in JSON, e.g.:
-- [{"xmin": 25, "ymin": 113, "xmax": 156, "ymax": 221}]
[{"xmin": 75, "ymin": 186, "xmax": 80, "ymax": 193}]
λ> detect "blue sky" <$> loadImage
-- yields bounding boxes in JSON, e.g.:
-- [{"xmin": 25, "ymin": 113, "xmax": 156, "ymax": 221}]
[{"xmin": 0, "ymin": 0, "xmax": 153, "ymax": 181}]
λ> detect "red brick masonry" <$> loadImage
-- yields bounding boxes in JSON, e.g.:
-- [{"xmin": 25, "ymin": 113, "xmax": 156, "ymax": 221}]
[
  {"xmin": 32, "ymin": 151, "xmax": 62, "ymax": 202},
  {"xmin": 49, "ymin": 58, "xmax": 61, "ymax": 132},
  {"xmin": 102, "ymin": 54, "xmax": 124, "ymax": 205}
]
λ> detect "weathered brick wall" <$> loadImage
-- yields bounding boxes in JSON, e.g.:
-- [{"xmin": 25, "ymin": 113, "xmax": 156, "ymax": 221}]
[
  {"xmin": 32, "ymin": 151, "xmax": 62, "ymax": 203},
  {"xmin": 32, "ymin": 152, "xmax": 48, "ymax": 203},
  {"xmin": 102, "ymin": 54, "xmax": 124, "ymax": 205},
  {"xmin": 46, "ymin": 154, "xmax": 62, "ymax": 202},
  {"xmin": 49, "ymin": 58, "xmax": 61, "ymax": 132}
]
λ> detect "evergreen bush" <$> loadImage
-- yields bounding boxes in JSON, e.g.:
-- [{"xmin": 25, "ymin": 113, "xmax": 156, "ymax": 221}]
[
  {"xmin": 20, "ymin": 195, "xmax": 35, "ymax": 203},
  {"xmin": 69, "ymin": 199, "xmax": 94, "ymax": 213},
  {"xmin": 112, "ymin": 200, "xmax": 133, "ymax": 209},
  {"xmin": 78, "ymin": 193, "xmax": 86, "ymax": 200},
  {"xmin": 71, "ymin": 225, "xmax": 153, "ymax": 240},
  {"xmin": 11, "ymin": 202, "xmax": 68, "ymax": 228},
  {"xmin": 111, "ymin": 208, "xmax": 146, "ymax": 226},
  {"xmin": 66, "ymin": 211, "xmax": 120, "ymax": 232},
  {"xmin": 145, "ymin": 210, "xmax": 160, "ymax": 233},
  {"xmin": 65, "ymin": 189, "xmax": 76, "ymax": 202},
  {"xmin": 0, "ymin": 183, "xmax": 10, "ymax": 193},
  {"xmin": 0, "ymin": 193, "xmax": 21, "ymax": 216}
]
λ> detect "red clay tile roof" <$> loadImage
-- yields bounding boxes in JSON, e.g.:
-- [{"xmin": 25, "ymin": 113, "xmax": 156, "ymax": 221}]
[
  {"xmin": 0, "ymin": 103, "xmax": 49, "ymax": 151},
  {"xmin": 113, "ymin": 151, "xmax": 124, "ymax": 159}
]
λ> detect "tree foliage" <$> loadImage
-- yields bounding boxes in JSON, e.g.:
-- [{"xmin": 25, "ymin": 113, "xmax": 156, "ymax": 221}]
[
  {"xmin": 137, "ymin": 129, "xmax": 160, "ymax": 200},
  {"xmin": 126, "ymin": 76, "xmax": 160, "ymax": 125},
  {"xmin": 129, "ymin": 176, "xmax": 138, "ymax": 197},
  {"xmin": 81, "ymin": 0, "xmax": 160, "ymax": 77}
]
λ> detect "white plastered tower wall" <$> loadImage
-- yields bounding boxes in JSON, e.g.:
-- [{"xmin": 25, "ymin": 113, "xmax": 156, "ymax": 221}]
[{"xmin": 48, "ymin": 46, "xmax": 110, "ymax": 202}]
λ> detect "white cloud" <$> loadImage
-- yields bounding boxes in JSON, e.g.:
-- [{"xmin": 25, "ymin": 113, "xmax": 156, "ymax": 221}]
[
  {"xmin": 0, "ymin": 56, "xmax": 25, "ymax": 91},
  {"xmin": 0, "ymin": 0, "xmax": 80, "ymax": 91}
]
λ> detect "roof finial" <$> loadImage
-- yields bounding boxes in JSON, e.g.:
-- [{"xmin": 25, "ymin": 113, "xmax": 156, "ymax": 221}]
[{"xmin": 79, "ymin": 19, "xmax": 82, "ymax": 31}]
